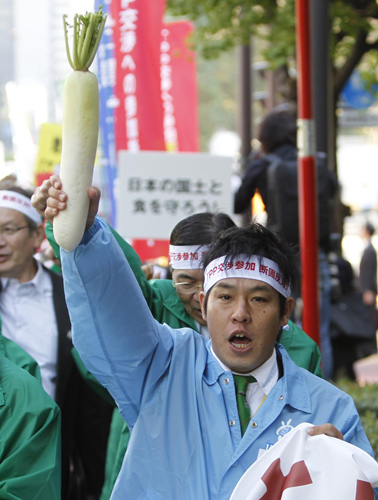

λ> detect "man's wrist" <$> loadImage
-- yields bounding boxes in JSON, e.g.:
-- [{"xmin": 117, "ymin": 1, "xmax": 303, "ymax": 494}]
[{"xmin": 81, "ymin": 216, "xmax": 102, "ymax": 244}]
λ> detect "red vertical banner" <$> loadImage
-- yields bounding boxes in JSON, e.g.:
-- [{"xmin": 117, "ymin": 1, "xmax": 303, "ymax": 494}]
[
  {"xmin": 296, "ymin": 0, "xmax": 320, "ymax": 346},
  {"xmin": 161, "ymin": 22, "xmax": 199, "ymax": 152},
  {"xmin": 112, "ymin": 0, "xmax": 166, "ymax": 152},
  {"xmin": 133, "ymin": 20, "xmax": 200, "ymax": 262}
]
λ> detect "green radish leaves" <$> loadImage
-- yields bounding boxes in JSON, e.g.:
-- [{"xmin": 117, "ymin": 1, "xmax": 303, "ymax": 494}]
[{"xmin": 63, "ymin": 8, "xmax": 107, "ymax": 71}]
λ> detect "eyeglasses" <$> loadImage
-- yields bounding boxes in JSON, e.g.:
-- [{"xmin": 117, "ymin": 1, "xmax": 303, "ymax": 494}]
[
  {"xmin": 172, "ymin": 281, "xmax": 203, "ymax": 294},
  {"xmin": 0, "ymin": 225, "xmax": 30, "ymax": 237}
]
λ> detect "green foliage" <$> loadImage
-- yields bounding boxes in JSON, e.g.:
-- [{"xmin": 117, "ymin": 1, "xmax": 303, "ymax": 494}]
[
  {"xmin": 335, "ymin": 379, "xmax": 378, "ymax": 457},
  {"xmin": 166, "ymin": 0, "xmax": 290, "ymax": 61},
  {"xmin": 166, "ymin": 0, "xmax": 378, "ymax": 149},
  {"xmin": 260, "ymin": 0, "xmax": 296, "ymax": 70},
  {"xmin": 166, "ymin": 0, "xmax": 378, "ymax": 91},
  {"xmin": 196, "ymin": 50, "xmax": 238, "ymax": 150}
]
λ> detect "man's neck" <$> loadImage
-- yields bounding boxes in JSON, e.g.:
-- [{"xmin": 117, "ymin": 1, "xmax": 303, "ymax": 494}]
[{"xmin": 2, "ymin": 258, "xmax": 39, "ymax": 284}]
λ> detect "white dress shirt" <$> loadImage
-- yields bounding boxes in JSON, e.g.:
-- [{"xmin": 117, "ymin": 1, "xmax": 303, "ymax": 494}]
[
  {"xmin": 198, "ymin": 322, "xmax": 211, "ymax": 340},
  {"xmin": 0, "ymin": 261, "xmax": 59, "ymax": 400},
  {"xmin": 211, "ymin": 347, "xmax": 279, "ymax": 416}
]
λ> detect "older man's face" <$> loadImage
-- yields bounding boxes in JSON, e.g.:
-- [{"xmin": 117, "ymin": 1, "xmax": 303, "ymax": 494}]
[
  {"xmin": 0, "ymin": 208, "xmax": 44, "ymax": 283},
  {"xmin": 172, "ymin": 268, "xmax": 206, "ymax": 326}
]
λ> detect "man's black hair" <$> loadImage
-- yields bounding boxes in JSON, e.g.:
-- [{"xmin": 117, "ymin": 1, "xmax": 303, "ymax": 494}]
[
  {"xmin": 258, "ymin": 110, "xmax": 297, "ymax": 154},
  {"xmin": 170, "ymin": 212, "xmax": 236, "ymax": 246},
  {"xmin": 1, "ymin": 186, "xmax": 39, "ymax": 231},
  {"xmin": 202, "ymin": 223, "xmax": 300, "ymax": 315}
]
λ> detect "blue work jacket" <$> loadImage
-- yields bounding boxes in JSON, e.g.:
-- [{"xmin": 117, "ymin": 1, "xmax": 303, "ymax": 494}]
[{"xmin": 61, "ymin": 218, "xmax": 376, "ymax": 500}]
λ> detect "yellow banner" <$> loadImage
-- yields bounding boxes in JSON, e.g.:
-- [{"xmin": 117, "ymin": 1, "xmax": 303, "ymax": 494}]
[{"xmin": 34, "ymin": 123, "xmax": 62, "ymax": 185}]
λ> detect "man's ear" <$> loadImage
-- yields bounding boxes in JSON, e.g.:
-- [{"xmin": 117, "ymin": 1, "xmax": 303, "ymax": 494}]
[
  {"xmin": 34, "ymin": 224, "xmax": 46, "ymax": 251},
  {"xmin": 199, "ymin": 291, "xmax": 207, "ymax": 321},
  {"xmin": 280, "ymin": 297, "xmax": 295, "ymax": 327}
]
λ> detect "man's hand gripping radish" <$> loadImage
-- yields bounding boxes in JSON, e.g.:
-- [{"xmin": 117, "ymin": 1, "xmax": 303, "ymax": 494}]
[{"xmin": 32, "ymin": 174, "xmax": 100, "ymax": 232}]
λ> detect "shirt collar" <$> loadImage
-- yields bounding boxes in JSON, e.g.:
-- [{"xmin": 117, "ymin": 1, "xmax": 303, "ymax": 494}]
[
  {"xmin": 204, "ymin": 342, "xmax": 312, "ymax": 413},
  {"xmin": 210, "ymin": 346, "xmax": 278, "ymax": 396},
  {"xmin": 196, "ymin": 322, "xmax": 210, "ymax": 340},
  {"xmin": 29, "ymin": 260, "xmax": 46, "ymax": 288},
  {"xmin": 1, "ymin": 260, "xmax": 48, "ymax": 292}
]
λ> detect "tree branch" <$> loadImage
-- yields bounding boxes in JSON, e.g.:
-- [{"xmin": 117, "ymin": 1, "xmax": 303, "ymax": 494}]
[{"xmin": 334, "ymin": 28, "xmax": 370, "ymax": 100}]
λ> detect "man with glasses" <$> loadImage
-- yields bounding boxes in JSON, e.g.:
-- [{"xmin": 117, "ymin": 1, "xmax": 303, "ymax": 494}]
[
  {"xmin": 0, "ymin": 186, "xmax": 113, "ymax": 500},
  {"xmin": 0, "ymin": 189, "xmax": 61, "ymax": 497}
]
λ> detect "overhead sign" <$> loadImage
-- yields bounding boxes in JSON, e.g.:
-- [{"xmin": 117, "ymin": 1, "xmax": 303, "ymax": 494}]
[{"xmin": 116, "ymin": 151, "xmax": 233, "ymax": 239}]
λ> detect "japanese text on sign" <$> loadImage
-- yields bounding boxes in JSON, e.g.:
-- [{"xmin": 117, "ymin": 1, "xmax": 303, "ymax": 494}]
[
  {"xmin": 117, "ymin": 151, "xmax": 233, "ymax": 240},
  {"xmin": 119, "ymin": 0, "xmax": 140, "ymax": 151}
]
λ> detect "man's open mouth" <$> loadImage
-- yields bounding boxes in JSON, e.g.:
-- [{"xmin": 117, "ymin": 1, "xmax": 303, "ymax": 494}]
[{"xmin": 229, "ymin": 333, "xmax": 252, "ymax": 349}]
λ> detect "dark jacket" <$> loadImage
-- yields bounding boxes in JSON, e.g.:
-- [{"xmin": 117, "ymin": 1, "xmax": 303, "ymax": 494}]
[
  {"xmin": 359, "ymin": 242, "xmax": 377, "ymax": 296},
  {"xmin": 234, "ymin": 145, "xmax": 297, "ymax": 215},
  {"xmin": 234, "ymin": 144, "xmax": 338, "ymax": 251},
  {"xmin": 20, "ymin": 266, "xmax": 113, "ymax": 499}
]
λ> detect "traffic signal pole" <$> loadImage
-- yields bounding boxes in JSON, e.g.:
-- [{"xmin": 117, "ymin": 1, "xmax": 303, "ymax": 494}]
[{"xmin": 295, "ymin": 0, "xmax": 320, "ymax": 345}]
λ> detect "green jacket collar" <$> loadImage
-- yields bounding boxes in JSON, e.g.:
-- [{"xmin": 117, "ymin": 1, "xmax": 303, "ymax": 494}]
[{"xmin": 163, "ymin": 291, "xmax": 199, "ymax": 332}]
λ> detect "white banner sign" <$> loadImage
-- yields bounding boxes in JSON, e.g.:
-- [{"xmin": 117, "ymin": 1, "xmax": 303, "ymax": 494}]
[{"xmin": 116, "ymin": 151, "xmax": 234, "ymax": 239}]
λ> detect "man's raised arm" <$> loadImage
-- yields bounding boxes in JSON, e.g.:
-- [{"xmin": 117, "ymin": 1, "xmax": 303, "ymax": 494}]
[{"xmin": 36, "ymin": 177, "xmax": 175, "ymax": 426}]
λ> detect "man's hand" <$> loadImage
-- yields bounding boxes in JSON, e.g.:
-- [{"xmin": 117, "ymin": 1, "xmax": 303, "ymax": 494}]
[
  {"xmin": 31, "ymin": 177, "xmax": 55, "ymax": 216},
  {"xmin": 31, "ymin": 175, "xmax": 101, "ymax": 231},
  {"xmin": 141, "ymin": 264, "xmax": 161, "ymax": 281},
  {"xmin": 307, "ymin": 424, "xmax": 343, "ymax": 440}
]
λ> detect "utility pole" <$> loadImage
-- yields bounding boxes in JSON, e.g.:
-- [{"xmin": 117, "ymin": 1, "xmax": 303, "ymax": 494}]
[
  {"xmin": 295, "ymin": 0, "xmax": 320, "ymax": 346},
  {"xmin": 238, "ymin": 43, "xmax": 252, "ymax": 169},
  {"xmin": 238, "ymin": 42, "xmax": 253, "ymax": 224},
  {"xmin": 310, "ymin": 0, "xmax": 334, "ymax": 166}
]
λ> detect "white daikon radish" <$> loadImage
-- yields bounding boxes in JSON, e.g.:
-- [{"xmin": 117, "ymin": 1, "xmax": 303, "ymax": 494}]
[{"xmin": 54, "ymin": 9, "xmax": 107, "ymax": 252}]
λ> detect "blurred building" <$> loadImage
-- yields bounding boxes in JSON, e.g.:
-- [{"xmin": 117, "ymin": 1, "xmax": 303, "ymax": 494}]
[{"xmin": 0, "ymin": 0, "xmax": 87, "ymax": 182}]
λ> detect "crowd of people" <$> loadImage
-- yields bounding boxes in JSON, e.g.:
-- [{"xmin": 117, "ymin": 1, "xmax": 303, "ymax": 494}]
[
  {"xmin": 0, "ymin": 185, "xmax": 113, "ymax": 498},
  {"xmin": 0, "ymin": 108, "xmax": 377, "ymax": 498}
]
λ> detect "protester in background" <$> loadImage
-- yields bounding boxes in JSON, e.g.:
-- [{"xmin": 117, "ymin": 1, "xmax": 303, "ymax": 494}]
[
  {"xmin": 234, "ymin": 109, "xmax": 338, "ymax": 380},
  {"xmin": 0, "ymin": 313, "xmax": 41, "ymax": 380},
  {"xmin": 0, "ymin": 195, "xmax": 60, "ymax": 497},
  {"xmin": 358, "ymin": 221, "xmax": 378, "ymax": 358},
  {"xmin": 0, "ymin": 267, "xmax": 61, "ymax": 498},
  {"xmin": 44, "ymin": 187, "xmax": 376, "ymax": 499},
  {"xmin": 0, "ymin": 353, "xmax": 61, "ymax": 499},
  {"xmin": 330, "ymin": 255, "xmax": 363, "ymax": 380},
  {"xmin": 359, "ymin": 222, "xmax": 377, "ymax": 312},
  {"xmin": 234, "ymin": 109, "xmax": 298, "ymax": 218},
  {"xmin": 33, "ymin": 175, "xmax": 322, "ymax": 498},
  {"xmin": 330, "ymin": 241, "xmax": 377, "ymax": 380},
  {"xmin": 0, "ymin": 186, "xmax": 113, "ymax": 500}
]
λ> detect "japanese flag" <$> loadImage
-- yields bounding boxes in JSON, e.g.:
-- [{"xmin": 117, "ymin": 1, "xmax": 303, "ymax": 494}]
[{"xmin": 230, "ymin": 423, "xmax": 378, "ymax": 500}]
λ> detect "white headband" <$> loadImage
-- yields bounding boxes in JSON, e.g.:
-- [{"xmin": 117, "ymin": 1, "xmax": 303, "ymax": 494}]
[
  {"xmin": 169, "ymin": 245, "xmax": 209, "ymax": 269},
  {"xmin": 203, "ymin": 254, "xmax": 291, "ymax": 298},
  {"xmin": 0, "ymin": 190, "xmax": 43, "ymax": 225}
]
